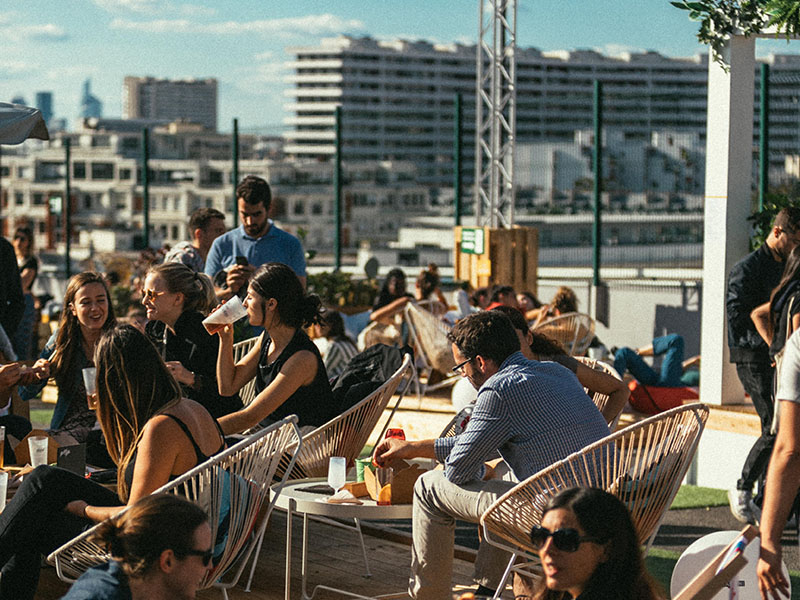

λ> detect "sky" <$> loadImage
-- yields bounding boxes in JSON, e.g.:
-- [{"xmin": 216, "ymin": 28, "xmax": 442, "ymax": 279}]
[{"xmin": 3, "ymin": 0, "xmax": 800, "ymax": 134}]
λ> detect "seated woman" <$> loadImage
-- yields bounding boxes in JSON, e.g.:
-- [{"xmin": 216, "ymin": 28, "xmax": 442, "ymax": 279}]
[
  {"xmin": 0, "ymin": 324, "xmax": 224, "ymax": 600},
  {"xmin": 215, "ymin": 263, "xmax": 335, "ymax": 434},
  {"xmin": 0, "ymin": 362, "xmax": 38, "ymax": 464},
  {"xmin": 530, "ymin": 285, "xmax": 579, "ymax": 325},
  {"xmin": 20, "ymin": 272, "xmax": 117, "ymax": 466},
  {"xmin": 529, "ymin": 487, "xmax": 662, "ymax": 600},
  {"xmin": 143, "ymin": 262, "xmax": 241, "ymax": 419},
  {"xmin": 415, "ymin": 265, "xmax": 447, "ymax": 315},
  {"xmin": 312, "ymin": 309, "xmax": 358, "ymax": 380},
  {"xmin": 359, "ymin": 268, "xmax": 414, "ymax": 349},
  {"xmin": 493, "ymin": 305, "xmax": 629, "ymax": 425}
]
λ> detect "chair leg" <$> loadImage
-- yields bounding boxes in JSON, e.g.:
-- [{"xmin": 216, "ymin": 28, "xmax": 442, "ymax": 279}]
[
  {"xmin": 353, "ymin": 518, "xmax": 372, "ymax": 577},
  {"xmin": 244, "ymin": 521, "xmax": 268, "ymax": 591},
  {"xmin": 491, "ymin": 553, "xmax": 517, "ymax": 600}
]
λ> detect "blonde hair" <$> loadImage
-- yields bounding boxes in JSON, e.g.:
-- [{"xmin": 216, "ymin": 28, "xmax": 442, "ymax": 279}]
[
  {"xmin": 94, "ymin": 324, "xmax": 181, "ymax": 501},
  {"xmin": 147, "ymin": 262, "xmax": 216, "ymax": 316},
  {"xmin": 551, "ymin": 286, "xmax": 578, "ymax": 314}
]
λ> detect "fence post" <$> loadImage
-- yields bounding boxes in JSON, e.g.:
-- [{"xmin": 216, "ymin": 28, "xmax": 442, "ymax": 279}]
[
  {"xmin": 64, "ymin": 138, "xmax": 72, "ymax": 278},
  {"xmin": 232, "ymin": 117, "xmax": 239, "ymax": 227},
  {"xmin": 592, "ymin": 80, "xmax": 602, "ymax": 287},
  {"xmin": 759, "ymin": 63, "xmax": 769, "ymax": 212},
  {"xmin": 142, "ymin": 128, "xmax": 150, "ymax": 249},
  {"xmin": 454, "ymin": 93, "xmax": 463, "ymax": 227},
  {"xmin": 334, "ymin": 106, "xmax": 342, "ymax": 272}
]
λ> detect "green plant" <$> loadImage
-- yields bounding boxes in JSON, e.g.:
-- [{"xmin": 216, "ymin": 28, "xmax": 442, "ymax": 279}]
[
  {"xmin": 307, "ymin": 271, "xmax": 378, "ymax": 308},
  {"xmin": 671, "ymin": 0, "xmax": 800, "ymax": 69},
  {"xmin": 748, "ymin": 192, "xmax": 799, "ymax": 250}
]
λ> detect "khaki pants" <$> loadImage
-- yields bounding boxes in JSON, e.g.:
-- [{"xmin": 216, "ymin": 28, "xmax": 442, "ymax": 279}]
[{"xmin": 409, "ymin": 470, "xmax": 515, "ymax": 600}]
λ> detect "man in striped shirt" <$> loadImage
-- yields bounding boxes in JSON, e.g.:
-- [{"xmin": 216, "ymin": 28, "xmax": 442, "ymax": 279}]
[{"xmin": 373, "ymin": 311, "xmax": 610, "ymax": 600}]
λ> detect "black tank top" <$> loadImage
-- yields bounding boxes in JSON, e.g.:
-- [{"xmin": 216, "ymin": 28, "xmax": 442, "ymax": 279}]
[
  {"xmin": 255, "ymin": 328, "xmax": 335, "ymax": 427},
  {"xmin": 124, "ymin": 412, "xmax": 225, "ymax": 489}
]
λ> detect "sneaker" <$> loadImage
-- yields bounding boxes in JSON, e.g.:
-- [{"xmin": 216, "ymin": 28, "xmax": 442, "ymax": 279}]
[{"xmin": 728, "ymin": 488, "xmax": 756, "ymax": 523}]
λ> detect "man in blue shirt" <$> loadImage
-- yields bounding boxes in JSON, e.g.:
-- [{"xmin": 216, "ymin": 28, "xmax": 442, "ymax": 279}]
[
  {"xmin": 204, "ymin": 176, "xmax": 306, "ymax": 300},
  {"xmin": 373, "ymin": 311, "xmax": 610, "ymax": 600}
]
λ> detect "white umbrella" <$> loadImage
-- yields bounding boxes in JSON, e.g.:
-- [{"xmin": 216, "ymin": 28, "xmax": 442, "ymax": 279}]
[{"xmin": 0, "ymin": 102, "xmax": 49, "ymax": 145}]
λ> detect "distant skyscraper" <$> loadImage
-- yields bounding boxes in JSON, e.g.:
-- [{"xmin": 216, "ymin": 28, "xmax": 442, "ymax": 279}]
[
  {"xmin": 123, "ymin": 76, "xmax": 217, "ymax": 131},
  {"xmin": 80, "ymin": 79, "xmax": 103, "ymax": 119},
  {"xmin": 35, "ymin": 92, "xmax": 53, "ymax": 124},
  {"xmin": 10, "ymin": 95, "xmax": 26, "ymax": 106}
]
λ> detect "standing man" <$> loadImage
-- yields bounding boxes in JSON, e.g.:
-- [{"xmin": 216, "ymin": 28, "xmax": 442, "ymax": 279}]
[
  {"xmin": 0, "ymin": 236, "xmax": 24, "ymax": 360},
  {"xmin": 164, "ymin": 207, "xmax": 226, "ymax": 273},
  {"xmin": 727, "ymin": 207, "xmax": 800, "ymax": 523},
  {"xmin": 372, "ymin": 311, "xmax": 610, "ymax": 600},
  {"xmin": 204, "ymin": 175, "xmax": 306, "ymax": 300}
]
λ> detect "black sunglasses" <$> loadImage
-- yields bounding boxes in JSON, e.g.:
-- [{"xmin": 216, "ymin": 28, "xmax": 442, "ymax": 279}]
[
  {"xmin": 179, "ymin": 548, "xmax": 214, "ymax": 567},
  {"xmin": 452, "ymin": 357, "xmax": 472, "ymax": 374},
  {"xmin": 529, "ymin": 526, "xmax": 604, "ymax": 552}
]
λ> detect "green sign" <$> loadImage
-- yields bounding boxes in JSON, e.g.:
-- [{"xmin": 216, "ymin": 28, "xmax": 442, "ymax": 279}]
[
  {"xmin": 461, "ymin": 228, "xmax": 484, "ymax": 255},
  {"xmin": 49, "ymin": 195, "xmax": 62, "ymax": 215}
]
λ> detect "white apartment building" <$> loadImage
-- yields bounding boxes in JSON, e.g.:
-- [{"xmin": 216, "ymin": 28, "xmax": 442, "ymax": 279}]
[
  {"xmin": 123, "ymin": 77, "xmax": 218, "ymax": 132},
  {"xmin": 284, "ymin": 35, "xmax": 800, "ymax": 190},
  {"xmin": 0, "ymin": 126, "xmax": 429, "ymax": 256}
]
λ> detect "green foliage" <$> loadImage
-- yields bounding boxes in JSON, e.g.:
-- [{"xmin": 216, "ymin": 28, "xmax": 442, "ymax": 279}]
[
  {"xmin": 669, "ymin": 485, "xmax": 729, "ymax": 509},
  {"xmin": 748, "ymin": 188, "xmax": 800, "ymax": 250},
  {"xmin": 307, "ymin": 271, "xmax": 378, "ymax": 308},
  {"xmin": 109, "ymin": 284, "xmax": 133, "ymax": 317},
  {"xmin": 670, "ymin": 0, "xmax": 800, "ymax": 69}
]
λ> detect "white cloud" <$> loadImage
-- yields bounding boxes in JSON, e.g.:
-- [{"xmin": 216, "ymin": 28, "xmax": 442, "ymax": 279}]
[
  {"xmin": 0, "ymin": 59, "xmax": 31, "ymax": 78},
  {"xmin": 92, "ymin": 0, "xmax": 160, "ymax": 13},
  {"xmin": 110, "ymin": 14, "xmax": 366, "ymax": 38},
  {"xmin": 593, "ymin": 43, "xmax": 647, "ymax": 57},
  {"xmin": 0, "ymin": 22, "xmax": 68, "ymax": 42},
  {"xmin": 254, "ymin": 51, "xmax": 275, "ymax": 61}
]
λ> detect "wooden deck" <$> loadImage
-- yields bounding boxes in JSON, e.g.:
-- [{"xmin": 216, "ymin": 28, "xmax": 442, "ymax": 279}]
[{"xmin": 37, "ymin": 508, "xmax": 508, "ymax": 600}]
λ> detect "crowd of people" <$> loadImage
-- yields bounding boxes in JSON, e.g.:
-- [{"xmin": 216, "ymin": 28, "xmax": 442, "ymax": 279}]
[{"xmin": 5, "ymin": 176, "xmax": 798, "ymax": 600}]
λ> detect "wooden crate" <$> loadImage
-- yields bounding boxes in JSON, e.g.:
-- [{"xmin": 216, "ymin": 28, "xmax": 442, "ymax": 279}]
[{"xmin": 453, "ymin": 226, "xmax": 538, "ymax": 294}]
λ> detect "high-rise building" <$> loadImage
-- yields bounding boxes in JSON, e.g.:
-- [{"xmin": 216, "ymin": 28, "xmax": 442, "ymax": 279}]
[
  {"xmin": 123, "ymin": 77, "xmax": 218, "ymax": 131},
  {"xmin": 10, "ymin": 95, "xmax": 26, "ymax": 106},
  {"xmin": 80, "ymin": 79, "xmax": 103, "ymax": 119},
  {"xmin": 35, "ymin": 92, "xmax": 53, "ymax": 124},
  {"xmin": 284, "ymin": 35, "xmax": 800, "ymax": 186}
]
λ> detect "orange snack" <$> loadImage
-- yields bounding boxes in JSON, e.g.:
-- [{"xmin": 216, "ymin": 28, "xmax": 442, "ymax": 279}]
[{"xmin": 377, "ymin": 484, "xmax": 392, "ymax": 505}]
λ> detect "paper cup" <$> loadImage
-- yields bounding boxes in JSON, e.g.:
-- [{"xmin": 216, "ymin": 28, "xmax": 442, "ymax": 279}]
[
  {"xmin": 203, "ymin": 295, "xmax": 248, "ymax": 334},
  {"xmin": 82, "ymin": 367, "xmax": 97, "ymax": 396},
  {"xmin": 0, "ymin": 471, "xmax": 7, "ymax": 512},
  {"xmin": 28, "ymin": 436, "xmax": 48, "ymax": 468}
]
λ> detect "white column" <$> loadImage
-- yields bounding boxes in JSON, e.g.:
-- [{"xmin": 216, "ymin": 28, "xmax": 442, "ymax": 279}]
[{"xmin": 700, "ymin": 35, "xmax": 755, "ymax": 406}]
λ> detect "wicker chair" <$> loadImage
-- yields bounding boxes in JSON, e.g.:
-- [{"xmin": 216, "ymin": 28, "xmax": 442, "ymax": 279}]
[
  {"xmin": 480, "ymin": 403, "xmax": 709, "ymax": 596},
  {"xmin": 531, "ymin": 312, "xmax": 595, "ymax": 356},
  {"xmin": 48, "ymin": 417, "xmax": 302, "ymax": 599},
  {"xmin": 232, "ymin": 336, "xmax": 261, "ymax": 408},
  {"xmin": 403, "ymin": 302, "xmax": 459, "ymax": 401},
  {"xmin": 574, "ymin": 356, "xmax": 626, "ymax": 429}
]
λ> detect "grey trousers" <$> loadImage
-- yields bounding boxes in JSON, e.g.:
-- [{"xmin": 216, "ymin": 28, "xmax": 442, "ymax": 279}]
[{"xmin": 409, "ymin": 470, "xmax": 516, "ymax": 600}]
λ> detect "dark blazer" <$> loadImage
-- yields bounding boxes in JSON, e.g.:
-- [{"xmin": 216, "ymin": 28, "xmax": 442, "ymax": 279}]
[
  {"xmin": 0, "ymin": 237, "xmax": 24, "ymax": 342},
  {"xmin": 146, "ymin": 310, "xmax": 242, "ymax": 418}
]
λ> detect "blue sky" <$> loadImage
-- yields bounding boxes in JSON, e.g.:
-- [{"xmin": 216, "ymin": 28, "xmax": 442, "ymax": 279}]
[{"xmin": 2, "ymin": 1, "xmax": 798, "ymax": 134}]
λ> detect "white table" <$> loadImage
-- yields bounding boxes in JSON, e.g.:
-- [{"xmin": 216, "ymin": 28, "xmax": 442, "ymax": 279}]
[{"xmin": 272, "ymin": 478, "xmax": 413, "ymax": 600}]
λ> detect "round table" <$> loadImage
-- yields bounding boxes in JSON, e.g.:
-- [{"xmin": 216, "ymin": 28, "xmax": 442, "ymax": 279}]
[{"xmin": 271, "ymin": 478, "xmax": 413, "ymax": 600}]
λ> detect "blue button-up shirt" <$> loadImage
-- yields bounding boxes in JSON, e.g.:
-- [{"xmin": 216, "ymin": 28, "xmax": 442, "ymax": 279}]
[
  {"xmin": 434, "ymin": 351, "xmax": 610, "ymax": 484},
  {"xmin": 204, "ymin": 221, "xmax": 306, "ymax": 280}
]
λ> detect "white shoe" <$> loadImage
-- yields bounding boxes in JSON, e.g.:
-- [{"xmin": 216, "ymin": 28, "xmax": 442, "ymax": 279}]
[{"xmin": 728, "ymin": 488, "xmax": 756, "ymax": 523}]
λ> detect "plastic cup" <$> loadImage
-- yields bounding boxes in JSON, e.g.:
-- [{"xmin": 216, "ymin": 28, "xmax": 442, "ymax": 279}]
[
  {"xmin": 202, "ymin": 296, "xmax": 248, "ymax": 334},
  {"xmin": 28, "ymin": 436, "xmax": 48, "ymax": 468},
  {"xmin": 0, "ymin": 471, "xmax": 7, "ymax": 512},
  {"xmin": 376, "ymin": 467, "xmax": 394, "ymax": 505},
  {"xmin": 82, "ymin": 367, "xmax": 97, "ymax": 409},
  {"xmin": 0, "ymin": 426, "xmax": 5, "ymax": 469}
]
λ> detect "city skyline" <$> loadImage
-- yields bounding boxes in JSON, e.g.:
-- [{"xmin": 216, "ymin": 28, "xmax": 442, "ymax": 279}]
[{"xmin": 4, "ymin": 0, "xmax": 800, "ymax": 134}]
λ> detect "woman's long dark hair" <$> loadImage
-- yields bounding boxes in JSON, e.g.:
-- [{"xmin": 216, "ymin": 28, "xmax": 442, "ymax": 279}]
[
  {"xmin": 250, "ymin": 262, "xmax": 323, "ymax": 329},
  {"xmin": 374, "ymin": 268, "xmax": 407, "ymax": 307},
  {"xmin": 768, "ymin": 245, "xmax": 800, "ymax": 338},
  {"xmin": 532, "ymin": 487, "xmax": 662, "ymax": 600}
]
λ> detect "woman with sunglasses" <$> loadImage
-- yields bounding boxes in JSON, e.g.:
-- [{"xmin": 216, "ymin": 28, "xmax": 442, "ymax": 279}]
[
  {"xmin": 143, "ymin": 262, "xmax": 242, "ymax": 419},
  {"xmin": 0, "ymin": 324, "xmax": 225, "ymax": 600},
  {"xmin": 20, "ymin": 272, "xmax": 116, "ymax": 466},
  {"xmin": 215, "ymin": 262, "xmax": 335, "ymax": 434},
  {"xmin": 528, "ymin": 487, "xmax": 662, "ymax": 600},
  {"xmin": 63, "ymin": 494, "xmax": 212, "ymax": 600}
]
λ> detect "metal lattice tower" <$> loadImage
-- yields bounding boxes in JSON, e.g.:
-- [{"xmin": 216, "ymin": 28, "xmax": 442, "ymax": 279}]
[{"xmin": 474, "ymin": 0, "xmax": 517, "ymax": 228}]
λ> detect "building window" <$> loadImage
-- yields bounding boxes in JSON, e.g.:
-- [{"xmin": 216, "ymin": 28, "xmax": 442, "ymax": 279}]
[
  {"xmin": 38, "ymin": 221, "xmax": 46, "ymax": 234},
  {"xmin": 73, "ymin": 162, "xmax": 86, "ymax": 179},
  {"xmin": 91, "ymin": 162, "xmax": 114, "ymax": 180},
  {"xmin": 119, "ymin": 168, "xmax": 131, "ymax": 180},
  {"xmin": 84, "ymin": 194, "xmax": 92, "ymax": 209},
  {"xmin": 33, "ymin": 193, "xmax": 44, "ymax": 205},
  {"xmin": 15, "ymin": 192, "xmax": 24, "ymax": 206},
  {"xmin": 171, "ymin": 225, "xmax": 179, "ymax": 239}
]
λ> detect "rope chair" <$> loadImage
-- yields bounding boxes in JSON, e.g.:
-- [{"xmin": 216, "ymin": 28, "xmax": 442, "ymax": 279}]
[
  {"xmin": 403, "ymin": 302, "xmax": 459, "ymax": 401},
  {"xmin": 232, "ymin": 336, "xmax": 260, "ymax": 408},
  {"xmin": 480, "ymin": 403, "xmax": 709, "ymax": 597},
  {"xmin": 574, "ymin": 356, "xmax": 625, "ymax": 429},
  {"xmin": 48, "ymin": 417, "xmax": 303, "ymax": 599},
  {"xmin": 531, "ymin": 312, "xmax": 595, "ymax": 356}
]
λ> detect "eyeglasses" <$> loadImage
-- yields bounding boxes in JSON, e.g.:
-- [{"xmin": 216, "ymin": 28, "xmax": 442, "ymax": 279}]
[
  {"xmin": 142, "ymin": 289, "xmax": 168, "ymax": 301},
  {"xmin": 452, "ymin": 357, "xmax": 472, "ymax": 375},
  {"xmin": 180, "ymin": 548, "xmax": 214, "ymax": 567},
  {"xmin": 529, "ymin": 526, "xmax": 604, "ymax": 553}
]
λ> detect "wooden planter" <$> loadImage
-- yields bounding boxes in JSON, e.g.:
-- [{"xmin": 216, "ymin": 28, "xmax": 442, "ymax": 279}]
[{"xmin": 453, "ymin": 226, "xmax": 538, "ymax": 294}]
